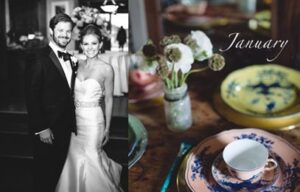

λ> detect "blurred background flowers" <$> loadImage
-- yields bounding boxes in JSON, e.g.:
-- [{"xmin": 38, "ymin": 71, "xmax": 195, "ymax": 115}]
[{"xmin": 71, "ymin": 6, "xmax": 110, "ymax": 41}]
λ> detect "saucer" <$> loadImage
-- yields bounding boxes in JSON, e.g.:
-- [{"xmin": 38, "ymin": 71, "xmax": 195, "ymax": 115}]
[
  {"xmin": 211, "ymin": 153, "xmax": 280, "ymax": 192},
  {"xmin": 177, "ymin": 128, "xmax": 300, "ymax": 192},
  {"xmin": 128, "ymin": 114, "xmax": 148, "ymax": 168}
]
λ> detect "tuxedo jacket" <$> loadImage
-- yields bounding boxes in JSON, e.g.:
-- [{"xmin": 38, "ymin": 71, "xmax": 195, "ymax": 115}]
[{"xmin": 25, "ymin": 45, "xmax": 76, "ymax": 138}]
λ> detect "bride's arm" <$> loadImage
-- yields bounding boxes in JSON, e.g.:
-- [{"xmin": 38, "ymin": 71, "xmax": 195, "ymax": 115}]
[{"xmin": 103, "ymin": 64, "xmax": 114, "ymax": 145}]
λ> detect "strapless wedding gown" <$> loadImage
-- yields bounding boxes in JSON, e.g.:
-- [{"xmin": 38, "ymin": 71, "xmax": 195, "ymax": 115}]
[{"xmin": 55, "ymin": 78, "xmax": 123, "ymax": 192}]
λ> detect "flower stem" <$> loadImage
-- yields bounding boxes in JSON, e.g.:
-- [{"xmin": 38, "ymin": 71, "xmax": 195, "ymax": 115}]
[
  {"xmin": 164, "ymin": 77, "xmax": 171, "ymax": 89},
  {"xmin": 181, "ymin": 66, "xmax": 209, "ymax": 83},
  {"xmin": 175, "ymin": 70, "xmax": 178, "ymax": 87},
  {"xmin": 170, "ymin": 62, "xmax": 176, "ymax": 89},
  {"xmin": 172, "ymin": 70, "xmax": 176, "ymax": 89},
  {"xmin": 189, "ymin": 66, "xmax": 209, "ymax": 74}
]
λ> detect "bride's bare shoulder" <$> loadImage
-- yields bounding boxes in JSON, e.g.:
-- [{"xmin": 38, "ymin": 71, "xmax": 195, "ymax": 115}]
[{"xmin": 95, "ymin": 59, "xmax": 113, "ymax": 76}]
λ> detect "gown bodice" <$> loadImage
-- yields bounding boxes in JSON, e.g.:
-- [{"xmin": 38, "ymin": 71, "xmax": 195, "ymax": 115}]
[{"xmin": 74, "ymin": 78, "xmax": 104, "ymax": 103}]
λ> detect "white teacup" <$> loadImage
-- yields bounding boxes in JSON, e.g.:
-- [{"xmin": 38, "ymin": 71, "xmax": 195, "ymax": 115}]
[{"xmin": 223, "ymin": 139, "xmax": 277, "ymax": 181}]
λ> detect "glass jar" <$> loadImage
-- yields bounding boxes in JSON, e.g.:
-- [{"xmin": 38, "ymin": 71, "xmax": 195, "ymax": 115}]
[{"xmin": 163, "ymin": 83, "xmax": 192, "ymax": 131}]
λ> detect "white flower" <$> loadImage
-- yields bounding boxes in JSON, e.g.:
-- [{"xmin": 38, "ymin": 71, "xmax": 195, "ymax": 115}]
[
  {"xmin": 84, "ymin": 16, "xmax": 94, "ymax": 24},
  {"xmin": 73, "ymin": 7, "xmax": 82, "ymax": 13},
  {"xmin": 96, "ymin": 17, "xmax": 104, "ymax": 26},
  {"xmin": 140, "ymin": 60, "xmax": 158, "ymax": 75},
  {"xmin": 71, "ymin": 17, "xmax": 78, "ymax": 23},
  {"xmin": 19, "ymin": 35, "xmax": 28, "ymax": 42},
  {"xmin": 130, "ymin": 52, "xmax": 158, "ymax": 75},
  {"xmin": 164, "ymin": 43, "xmax": 194, "ymax": 74},
  {"xmin": 188, "ymin": 30, "xmax": 213, "ymax": 61},
  {"xmin": 70, "ymin": 56, "xmax": 78, "ymax": 64},
  {"xmin": 76, "ymin": 20, "xmax": 84, "ymax": 27}
]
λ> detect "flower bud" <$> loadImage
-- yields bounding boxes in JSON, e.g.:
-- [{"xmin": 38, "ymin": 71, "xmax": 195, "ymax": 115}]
[
  {"xmin": 184, "ymin": 35, "xmax": 198, "ymax": 50},
  {"xmin": 208, "ymin": 53, "xmax": 225, "ymax": 71},
  {"xmin": 142, "ymin": 40, "xmax": 157, "ymax": 58},
  {"xmin": 165, "ymin": 47, "xmax": 181, "ymax": 63},
  {"xmin": 160, "ymin": 35, "xmax": 181, "ymax": 47},
  {"xmin": 156, "ymin": 55, "xmax": 169, "ymax": 77}
]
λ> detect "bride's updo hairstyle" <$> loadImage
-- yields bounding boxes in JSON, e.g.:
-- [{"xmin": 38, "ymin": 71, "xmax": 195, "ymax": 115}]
[{"xmin": 80, "ymin": 24, "xmax": 103, "ymax": 43}]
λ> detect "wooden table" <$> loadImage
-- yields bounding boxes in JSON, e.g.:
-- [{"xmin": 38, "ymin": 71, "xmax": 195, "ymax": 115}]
[
  {"xmin": 128, "ymin": 70, "xmax": 300, "ymax": 192},
  {"xmin": 128, "ymin": 7, "xmax": 300, "ymax": 190}
]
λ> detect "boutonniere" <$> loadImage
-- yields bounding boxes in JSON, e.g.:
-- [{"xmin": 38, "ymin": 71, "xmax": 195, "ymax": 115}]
[{"xmin": 70, "ymin": 56, "xmax": 79, "ymax": 73}]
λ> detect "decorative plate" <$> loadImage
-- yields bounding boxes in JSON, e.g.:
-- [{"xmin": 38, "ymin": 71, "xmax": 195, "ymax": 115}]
[
  {"xmin": 128, "ymin": 122, "xmax": 137, "ymax": 157},
  {"xmin": 128, "ymin": 79, "xmax": 164, "ymax": 104},
  {"xmin": 128, "ymin": 114, "xmax": 148, "ymax": 168},
  {"xmin": 176, "ymin": 128, "xmax": 300, "ymax": 192},
  {"xmin": 221, "ymin": 64, "xmax": 300, "ymax": 115},
  {"xmin": 211, "ymin": 153, "xmax": 280, "ymax": 192},
  {"xmin": 164, "ymin": 15, "xmax": 231, "ymax": 29},
  {"xmin": 213, "ymin": 90, "xmax": 300, "ymax": 130}
]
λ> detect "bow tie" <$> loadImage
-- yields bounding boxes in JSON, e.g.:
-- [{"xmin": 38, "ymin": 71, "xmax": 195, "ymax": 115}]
[{"xmin": 57, "ymin": 51, "xmax": 71, "ymax": 62}]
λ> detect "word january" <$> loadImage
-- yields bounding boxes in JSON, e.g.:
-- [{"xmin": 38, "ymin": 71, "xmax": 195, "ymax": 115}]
[{"xmin": 219, "ymin": 32, "xmax": 288, "ymax": 62}]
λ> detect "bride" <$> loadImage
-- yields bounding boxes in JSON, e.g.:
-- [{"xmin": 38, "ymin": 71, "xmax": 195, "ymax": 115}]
[{"xmin": 56, "ymin": 24, "xmax": 123, "ymax": 192}]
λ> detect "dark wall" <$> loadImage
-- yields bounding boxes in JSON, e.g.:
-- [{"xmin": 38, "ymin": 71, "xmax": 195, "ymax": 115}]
[
  {"xmin": 273, "ymin": 0, "xmax": 300, "ymax": 68},
  {"xmin": 0, "ymin": 0, "xmax": 8, "ymax": 81},
  {"xmin": 7, "ymin": 0, "xmax": 46, "ymax": 43}
]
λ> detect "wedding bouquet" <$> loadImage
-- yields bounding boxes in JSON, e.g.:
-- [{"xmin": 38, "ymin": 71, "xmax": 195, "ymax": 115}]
[{"xmin": 139, "ymin": 30, "xmax": 226, "ymax": 90}]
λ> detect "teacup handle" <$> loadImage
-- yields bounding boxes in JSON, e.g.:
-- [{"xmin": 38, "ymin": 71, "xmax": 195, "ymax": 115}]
[{"xmin": 264, "ymin": 158, "xmax": 277, "ymax": 171}]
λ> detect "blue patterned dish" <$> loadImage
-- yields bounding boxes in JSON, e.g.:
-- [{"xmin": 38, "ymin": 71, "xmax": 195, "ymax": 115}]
[
  {"xmin": 221, "ymin": 64, "xmax": 300, "ymax": 115},
  {"xmin": 211, "ymin": 153, "xmax": 280, "ymax": 192},
  {"xmin": 182, "ymin": 128, "xmax": 300, "ymax": 192},
  {"xmin": 128, "ymin": 114, "xmax": 148, "ymax": 169}
]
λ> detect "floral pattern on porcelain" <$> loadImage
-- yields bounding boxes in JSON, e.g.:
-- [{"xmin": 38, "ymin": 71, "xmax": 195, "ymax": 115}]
[
  {"xmin": 234, "ymin": 133, "xmax": 274, "ymax": 149},
  {"xmin": 185, "ymin": 129, "xmax": 300, "ymax": 192},
  {"xmin": 211, "ymin": 153, "xmax": 280, "ymax": 192},
  {"xmin": 221, "ymin": 65, "xmax": 300, "ymax": 116},
  {"xmin": 226, "ymin": 70, "xmax": 295, "ymax": 114}
]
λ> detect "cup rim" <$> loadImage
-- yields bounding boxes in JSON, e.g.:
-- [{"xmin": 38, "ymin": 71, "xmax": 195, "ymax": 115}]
[{"xmin": 223, "ymin": 139, "xmax": 269, "ymax": 171}]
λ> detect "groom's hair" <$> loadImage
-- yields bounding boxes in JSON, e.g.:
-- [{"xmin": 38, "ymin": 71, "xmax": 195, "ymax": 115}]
[{"xmin": 49, "ymin": 13, "xmax": 74, "ymax": 31}]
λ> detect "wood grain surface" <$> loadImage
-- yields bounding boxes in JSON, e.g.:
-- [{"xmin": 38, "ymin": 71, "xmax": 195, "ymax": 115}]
[{"xmin": 128, "ymin": 71, "xmax": 300, "ymax": 192}]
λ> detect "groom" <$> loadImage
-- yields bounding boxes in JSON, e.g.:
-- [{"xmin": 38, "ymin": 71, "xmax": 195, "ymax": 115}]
[{"xmin": 25, "ymin": 13, "xmax": 77, "ymax": 192}]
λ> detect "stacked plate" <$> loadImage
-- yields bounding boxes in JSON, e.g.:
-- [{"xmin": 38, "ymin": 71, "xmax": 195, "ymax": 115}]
[
  {"xmin": 176, "ymin": 128, "xmax": 300, "ymax": 191},
  {"xmin": 213, "ymin": 64, "xmax": 300, "ymax": 130},
  {"xmin": 128, "ymin": 114, "xmax": 148, "ymax": 168}
]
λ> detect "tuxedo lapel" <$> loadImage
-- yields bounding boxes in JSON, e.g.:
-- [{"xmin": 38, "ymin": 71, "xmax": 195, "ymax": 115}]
[
  {"xmin": 70, "ymin": 64, "xmax": 76, "ymax": 96},
  {"xmin": 49, "ymin": 50, "xmax": 70, "ymax": 88}
]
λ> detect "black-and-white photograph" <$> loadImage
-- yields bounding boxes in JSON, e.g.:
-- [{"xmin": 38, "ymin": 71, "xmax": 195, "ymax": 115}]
[
  {"xmin": 0, "ymin": 0, "xmax": 128, "ymax": 191},
  {"xmin": 128, "ymin": 0, "xmax": 300, "ymax": 191}
]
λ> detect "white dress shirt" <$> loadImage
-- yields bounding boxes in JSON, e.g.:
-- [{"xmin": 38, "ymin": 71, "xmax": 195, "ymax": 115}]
[{"xmin": 49, "ymin": 41, "xmax": 72, "ymax": 87}]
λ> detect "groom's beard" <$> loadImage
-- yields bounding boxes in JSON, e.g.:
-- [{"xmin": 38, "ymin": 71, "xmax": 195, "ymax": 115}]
[{"xmin": 52, "ymin": 32, "xmax": 71, "ymax": 49}]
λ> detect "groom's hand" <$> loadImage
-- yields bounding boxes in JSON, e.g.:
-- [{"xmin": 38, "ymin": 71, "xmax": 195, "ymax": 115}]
[{"xmin": 39, "ymin": 128, "xmax": 55, "ymax": 144}]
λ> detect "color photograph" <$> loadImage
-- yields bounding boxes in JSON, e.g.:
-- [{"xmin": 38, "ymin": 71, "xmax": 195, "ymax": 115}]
[{"xmin": 128, "ymin": 0, "xmax": 300, "ymax": 191}]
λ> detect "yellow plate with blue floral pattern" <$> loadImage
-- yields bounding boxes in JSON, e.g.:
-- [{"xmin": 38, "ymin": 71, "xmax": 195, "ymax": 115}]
[
  {"xmin": 221, "ymin": 64, "xmax": 300, "ymax": 116},
  {"xmin": 214, "ymin": 89, "xmax": 300, "ymax": 130}
]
